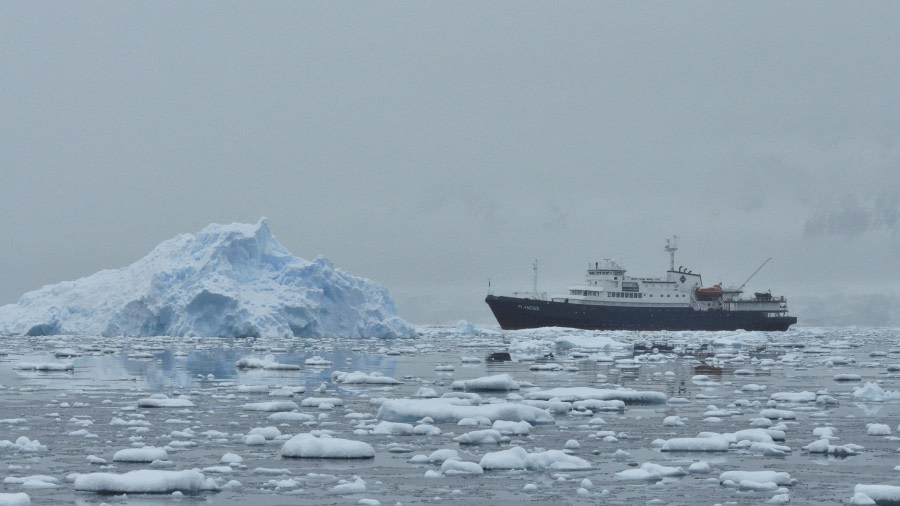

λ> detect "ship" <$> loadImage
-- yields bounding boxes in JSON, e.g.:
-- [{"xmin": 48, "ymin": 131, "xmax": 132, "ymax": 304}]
[{"xmin": 485, "ymin": 236, "xmax": 797, "ymax": 332}]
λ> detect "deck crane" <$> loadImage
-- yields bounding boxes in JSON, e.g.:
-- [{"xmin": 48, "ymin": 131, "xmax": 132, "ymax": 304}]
[{"xmin": 738, "ymin": 258, "xmax": 773, "ymax": 292}]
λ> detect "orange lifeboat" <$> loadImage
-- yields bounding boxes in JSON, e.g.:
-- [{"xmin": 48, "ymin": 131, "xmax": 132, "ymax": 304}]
[{"xmin": 694, "ymin": 283, "xmax": 723, "ymax": 301}]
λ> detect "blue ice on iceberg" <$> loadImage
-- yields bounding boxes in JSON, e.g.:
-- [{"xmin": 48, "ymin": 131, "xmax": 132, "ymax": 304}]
[{"xmin": 0, "ymin": 218, "xmax": 415, "ymax": 338}]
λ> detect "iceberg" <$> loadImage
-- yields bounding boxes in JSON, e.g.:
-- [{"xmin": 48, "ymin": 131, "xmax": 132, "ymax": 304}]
[{"xmin": 0, "ymin": 219, "xmax": 414, "ymax": 338}]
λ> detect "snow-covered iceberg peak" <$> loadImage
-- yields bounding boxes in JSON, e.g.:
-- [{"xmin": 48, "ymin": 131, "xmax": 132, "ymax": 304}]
[{"xmin": 0, "ymin": 218, "xmax": 416, "ymax": 339}]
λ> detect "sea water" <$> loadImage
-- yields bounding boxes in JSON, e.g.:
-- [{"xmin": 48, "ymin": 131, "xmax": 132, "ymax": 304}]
[{"xmin": 0, "ymin": 326, "xmax": 899, "ymax": 505}]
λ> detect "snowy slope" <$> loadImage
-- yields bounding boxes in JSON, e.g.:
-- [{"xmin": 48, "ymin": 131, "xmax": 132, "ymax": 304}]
[{"xmin": 0, "ymin": 219, "xmax": 415, "ymax": 338}]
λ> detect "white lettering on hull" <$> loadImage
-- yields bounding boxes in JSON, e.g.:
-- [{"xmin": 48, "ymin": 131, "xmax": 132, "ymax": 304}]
[{"xmin": 517, "ymin": 305, "xmax": 540, "ymax": 311}]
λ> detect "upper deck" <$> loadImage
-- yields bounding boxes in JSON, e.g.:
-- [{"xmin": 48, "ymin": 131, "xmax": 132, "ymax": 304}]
[{"xmin": 549, "ymin": 258, "xmax": 789, "ymax": 314}]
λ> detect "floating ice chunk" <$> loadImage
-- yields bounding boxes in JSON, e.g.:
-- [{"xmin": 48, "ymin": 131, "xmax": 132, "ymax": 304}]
[
  {"xmin": 746, "ymin": 442, "xmax": 792, "ymax": 457},
  {"xmin": 853, "ymin": 382, "xmax": 900, "ymax": 402},
  {"xmin": 415, "ymin": 387, "xmax": 438, "ymax": 398},
  {"xmin": 849, "ymin": 492, "xmax": 877, "ymax": 505},
  {"xmin": 413, "ymin": 424, "xmax": 441, "ymax": 436},
  {"xmin": 440, "ymin": 392, "xmax": 482, "ymax": 404},
  {"xmin": 376, "ymin": 398, "xmax": 554, "ymax": 424},
  {"xmin": 492, "ymin": 420, "xmax": 532, "ymax": 435},
  {"xmin": 235, "ymin": 355, "xmax": 300, "ymax": 370},
  {"xmin": 137, "ymin": 395, "xmax": 194, "ymax": 408},
  {"xmin": 248, "ymin": 426, "xmax": 282, "ymax": 440},
  {"xmin": 268, "ymin": 412, "xmax": 315, "ymax": 423},
  {"xmin": 692, "ymin": 375, "xmax": 719, "ymax": 385},
  {"xmin": 329, "ymin": 476, "xmax": 366, "ymax": 494},
  {"xmin": 457, "ymin": 416, "xmax": 491, "ymax": 426},
  {"xmin": 813, "ymin": 426, "xmax": 837, "ymax": 439},
  {"xmin": 688, "ymin": 461, "xmax": 711, "ymax": 474},
  {"xmin": 304, "ymin": 356, "xmax": 333, "ymax": 366},
  {"xmin": 520, "ymin": 400, "xmax": 571, "ymax": 414},
  {"xmin": 201, "ymin": 466, "xmax": 232, "ymax": 474},
  {"xmin": 759, "ymin": 409, "xmax": 796, "ymax": 420},
  {"xmin": 769, "ymin": 391, "xmax": 816, "ymax": 403},
  {"xmin": 244, "ymin": 434, "xmax": 266, "ymax": 445},
  {"xmin": 281, "ymin": 433, "xmax": 374, "ymax": 459},
  {"xmin": 3, "ymin": 476, "xmax": 58, "ymax": 488},
  {"xmin": 242, "ymin": 401, "xmax": 300, "ymax": 412},
  {"xmin": 109, "ymin": 417, "xmax": 151, "ymax": 427},
  {"xmin": 332, "ymin": 371, "xmax": 402, "ymax": 385},
  {"xmin": 719, "ymin": 470, "xmax": 793, "ymax": 486},
  {"xmin": 816, "ymin": 394, "xmax": 839, "ymax": 405},
  {"xmin": 479, "ymin": 446, "xmax": 591, "ymax": 471},
  {"xmin": 74, "ymin": 470, "xmax": 217, "ymax": 494},
  {"xmin": 441, "ymin": 459, "xmax": 484, "ymax": 476},
  {"xmin": 451, "ymin": 374, "xmax": 520, "ymax": 391},
  {"xmin": 731, "ymin": 429, "xmax": 777, "ymax": 444},
  {"xmin": 661, "ymin": 435, "xmax": 729, "ymax": 452},
  {"xmin": 300, "ymin": 397, "xmax": 344, "ymax": 408},
  {"xmin": 802, "ymin": 439, "xmax": 859, "ymax": 455},
  {"xmin": 0, "ymin": 493, "xmax": 30, "ymax": 505},
  {"xmin": 0, "ymin": 437, "xmax": 47, "ymax": 453},
  {"xmin": 663, "ymin": 416, "xmax": 685, "ymax": 427},
  {"xmin": 572, "ymin": 399, "xmax": 625, "ymax": 411},
  {"xmin": 615, "ymin": 462, "xmax": 686, "ymax": 481},
  {"xmin": 767, "ymin": 493, "xmax": 790, "ymax": 504},
  {"xmin": 454, "ymin": 429, "xmax": 502, "ymax": 445},
  {"xmin": 252, "ymin": 468, "xmax": 291, "ymax": 475},
  {"xmin": 867, "ymin": 423, "xmax": 891, "ymax": 436},
  {"xmin": 221, "ymin": 452, "xmax": 243, "ymax": 464},
  {"xmin": 704, "ymin": 405, "xmax": 737, "ymax": 417},
  {"xmin": 113, "ymin": 447, "xmax": 168, "ymax": 463},
  {"xmin": 854, "ymin": 485, "xmax": 900, "ymax": 504},
  {"xmin": 412, "ymin": 449, "xmax": 459, "ymax": 464},
  {"xmin": 368, "ymin": 421, "xmax": 414, "ymax": 436},
  {"xmin": 525, "ymin": 387, "xmax": 666, "ymax": 404},
  {"xmin": 612, "ymin": 449, "xmax": 631, "ymax": 459}
]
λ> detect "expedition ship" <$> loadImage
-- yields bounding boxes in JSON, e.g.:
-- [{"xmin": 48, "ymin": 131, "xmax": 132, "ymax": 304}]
[{"xmin": 485, "ymin": 236, "xmax": 797, "ymax": 331}]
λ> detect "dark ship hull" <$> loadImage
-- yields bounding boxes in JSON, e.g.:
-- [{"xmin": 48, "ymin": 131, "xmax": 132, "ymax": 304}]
[{"xmin": 485, "ymin": 295, "xmax": 797, "ymax": 332}]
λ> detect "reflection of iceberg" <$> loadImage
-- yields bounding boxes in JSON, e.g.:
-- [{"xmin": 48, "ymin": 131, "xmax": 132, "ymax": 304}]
[
  {"xmin": 853, "ymin": 382, "xmax": 900, "ymax": 402},
  {"xmin": 854, "ymin": 402, "xmax": 885, "ymax": 417}
]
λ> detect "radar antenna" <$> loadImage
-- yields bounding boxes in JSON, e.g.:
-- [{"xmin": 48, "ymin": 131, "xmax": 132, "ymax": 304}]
[
  {"xmin": 738, "ymin": 258, "xmax": 773, "ymax": 291},
  {"xmin": 664, "ymin": 235, "xmax": 678, "ymax": 271}
]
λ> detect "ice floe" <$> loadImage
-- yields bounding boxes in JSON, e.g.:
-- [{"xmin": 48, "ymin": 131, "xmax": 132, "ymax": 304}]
[
  {"xmin": 73, "ymin": 469, "xmax": 217, "ymax": 494},
  {"xmin": 280, "ymin": 433, "xmax": 374, "ymax": 459}
]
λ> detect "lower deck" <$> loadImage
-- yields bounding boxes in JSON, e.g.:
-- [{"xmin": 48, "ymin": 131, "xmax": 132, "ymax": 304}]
[{"xmin": 485, "ymin": 295, "xmax": 797, "ymax": 331}]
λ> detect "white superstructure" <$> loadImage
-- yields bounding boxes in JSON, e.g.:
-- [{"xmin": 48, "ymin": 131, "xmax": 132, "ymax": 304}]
[{"xmin": 548, "ymin": 236, "xmax": 789, "ymax": 314}]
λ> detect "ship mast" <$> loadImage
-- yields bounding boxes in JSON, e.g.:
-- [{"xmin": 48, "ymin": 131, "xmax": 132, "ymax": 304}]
[
  {"xmin": 532, "ymin": 260, "xmax": 538, "ymax": 297},
  {"xmin": 665, "ymin": 235, "xmax": 678, "ymax": 271}
]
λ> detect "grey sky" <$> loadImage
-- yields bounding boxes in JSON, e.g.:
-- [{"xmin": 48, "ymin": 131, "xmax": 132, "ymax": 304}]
[{"xmin": 2, "ymin": 2, "xmax": 899, "ymax": 325}]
